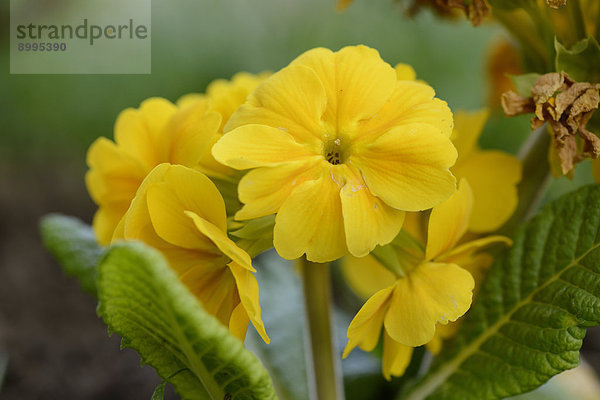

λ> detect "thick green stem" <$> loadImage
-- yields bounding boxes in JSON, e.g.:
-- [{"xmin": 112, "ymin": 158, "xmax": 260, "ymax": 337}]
[
  {"xmin": 500, "ymin": 125, "xmax": 552, "ymax": 235},
  {"xmin": 300, "ymin": 259, "xmax": 344, "ymax": 400}
]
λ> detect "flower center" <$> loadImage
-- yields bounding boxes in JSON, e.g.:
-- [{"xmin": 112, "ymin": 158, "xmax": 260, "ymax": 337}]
[{"xmin": 323, "ymin": 138, "xmax": 350, "ymax": 165}]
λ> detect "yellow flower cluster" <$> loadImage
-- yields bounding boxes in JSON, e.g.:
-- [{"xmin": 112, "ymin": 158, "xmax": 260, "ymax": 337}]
[
  {"xmin": 86, "ymin": 72, "xmax": 269, "ymax": 342},
  {"xmin": 86, "ymin": 45, "xmax": 522, "ymax": 378}
]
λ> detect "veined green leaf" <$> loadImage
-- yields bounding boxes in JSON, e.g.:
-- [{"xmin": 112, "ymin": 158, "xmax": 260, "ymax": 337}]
[
  {"xmin": 97, "ymin": 241, "xmax": 277, "ymax": 400},
  {"xmin": 40, "ymin": 214, "xmax": 103, "ymax": 296},
  {"xmin": 555, "ymin": 37, "xmax": 600, "ymax": 83},
  {"xmin": 404, "ymin": 184, "xmax": 600, "ymax": 400}
]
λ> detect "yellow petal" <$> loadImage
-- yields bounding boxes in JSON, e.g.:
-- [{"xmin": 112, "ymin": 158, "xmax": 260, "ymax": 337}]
[
  {"xmin": 395, "ymin": 63, "xmax": 417, "ymax": 81},
  {"xmin": 352, "ymin": 124, "xmax": 457, "ymax": 212},
  {"xmin": 92, "ymin": 205, "xmax": 128, "ymax": 246},
  {"xmin": 176, "ymin": 93, "xmax": 205, "ymax": 109},
  {"xmin": 114, "ymin": 98, "xmax": 177, "ymax": 169},
  {"xmin": 331, "ymin": 45, "xmax": 397, "ymax": 132},
  {"xmin": 343, "ymin": 285, "xmax": 394, "ymax": 358},
  {"xmin": 145, "ymin": 167, "xmax": 226, "ymax": 251},
  {"xmin": 225, "ymin": 65, "xmax": 326, "ymax": 146},
  {"xmin": 340, "ymin": 165, "xmax": 405, "ymax": 257},
  {"xmin": 453, "ymin": 150, "xmax": 522, "ymax": 233},
  {"xmin": 85, "ymin": 137, "xmax": 146, "ymax": 204},
  {"xmin": 382, "ymin": 332, "xmax": 413, "ymax": 380},
  {"xmin": 356, "ymin": 81, "xmax": 453, "ymax": 141},
  {"xmin": 425, "ymin": 179, "xmax": 473, "ymax": 261},
  {"xmin": 341, "ymin": 255, "xmax": 396, "ymax": 299},
  {"xmin": 229, "ymin": 261, "xmax": 270, "ymax": 343},
  {"xmin": 425, "ymin": 322, "xmax": 460, "ymax": 355},
  {"xmin": 438, "ymin": 235, "xmax": 511, "ymax": 283},
  {"xmin": 229, "ymin": 302, "xmax": 251, "ymax": 342},
  {"xmin": 166, "ymin": 99, "xmax": 223, "ymax": 168},
  {"xmin": 402, "ymin": 212, "xmax": 428, "ymax": 245},
  {"xmin": 273, "ymin": 166, "xmax": 347, "ymax": 262},
  {"xmin": 121, "ymin": 163, "xmax": 171, "ymax": 245},
  {"xmin": 213, "ymin": 124, "xmax": 320, "ymax": 170},
  {"xmin": 235, "ymin": 160, "xmax": 321, "ymax": 220},
  {"xmin": 206, "ymin": 71, "xmax": 270, "ymax": 131},
  {"xmin": 451, "ymin": 109, "xmax": 489, "ymax": 162},
  {"xmin": 291, "ymin": 45, "xmax": 397, "ymax": 133},
  {"xmin": 384, "ymin": 262, "xmax": 474, "ymax": 346},
  {"xmin": 185, "ymin": 211, "xmax": 255, "ymax": 272}
]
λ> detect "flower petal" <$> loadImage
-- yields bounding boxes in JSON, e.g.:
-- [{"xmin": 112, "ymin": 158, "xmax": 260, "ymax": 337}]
[
  {"xmin": 85, "ymin": 137, "xmax": 147, "ymax": 204},
  {"xmin": 343, "ymin": 285, "xmax": 394, "ymax": 358},
  {"xmin": 291, "ymin": 45, "xmax": 397, "ymax": 132},
  {"xmin": 382, "ymin": 332, "xmax": 413, "ymax": 381},
  {"xmin": 224, "ymin": 65, "xmax": 326, "ymax": 145},
  {"xmin": 92, "ymin": 205, "xmax": 128, "ymax": 246},
  {"xmin": 235, "ymin": 160, "xmax": 321, "ymax": 220},
  {"xmin": 384, "ymin": 262, "xmax": 474, "ymax": 346},
  {"xmin": 395, "ymin": 63, "xmax": 417, "ymax": 81},
  {"xmin": 145, "ymin": 165, "xmax": 227, "ymax": 251},
  {"xmin": 114, "ymin": 98, "xmax": 177, "ymax": 168},
  {"xmin": 273, "ymin": 167, "xmax": 347, "ymax": 262},
  {"xmin": 229, "ymin": 302, "xmax": 251, "ymax": 342},
  {"xmin": 185, "ymin": 211, "xmax": 254, "ymax": 272},
  {"xmin": 451, "ymin": 109, "xmax": 489, "ymax": 162},
  {"xmin": 341, "ymin": 255, "xmax": 396, "ymax": 299},
  {"xmin": 229, "ymin": 261, "xmax": 270, "ymax": 343},
  {"xmin": 352, "ymin": 124, "xmax": 457, "ymax": 212},
  {"xmin": 340, "ymin": 165, "xmax": 405, "ymax": 257},
  {"xmin": 212, "ymin": 124, "xmax": 320, "ymax": 170},
  {"xmin": 425, "ymin": 179, "xmax": 473, "ymax": 261},
  {"xmin": 166, "ymin": 99, "xmax": 223, "ymax": 170},
  {"xmin": 356, "ymin": 81, "xmax": 453, "ymax": 141},
  {"xmin": 453, "ymin": 150, "xmax": 522, "ymax": 233}
]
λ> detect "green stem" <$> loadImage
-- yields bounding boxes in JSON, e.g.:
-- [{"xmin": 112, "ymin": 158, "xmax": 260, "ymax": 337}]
[
  {"xmin": 566, "ymin": 0, "xmax": 587, "ymax": 43},
  {"xmin": 300, "ymin": 259, "xmax": 344, "ymax": 400},
  {"xmin": 500, "ymin": 125, "xmax": 552, "ymax": 235}
]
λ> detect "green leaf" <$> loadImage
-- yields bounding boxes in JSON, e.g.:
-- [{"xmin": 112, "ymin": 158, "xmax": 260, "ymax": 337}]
[
  {"xmin": 40, "ymin": 214, "xmax": 103, "ymax": 296},
  {"xmin": 509, "ymin": 73, "xmax": 541, "ymax": 97},
  {"xmin": 404, "ymin": 184, "xmax": 600, "ymax": 400},
  {"xmin": 151, "ymin": 381, "xmax": 167, "ymax": 400},
  {"xmin": 97, "ymin": 241, "xmax": 277, "ymax": 400},
  {"xmin": 555, "ymin": 36, "xmax": 600, "ymax": 83}
]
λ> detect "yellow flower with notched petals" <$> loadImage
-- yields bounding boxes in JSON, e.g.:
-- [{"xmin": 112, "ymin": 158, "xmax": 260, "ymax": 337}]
[
  {"xmin": 212, "ymin": 45, "xmax": 457, "ymax": 262},
  {"xmin": 86, "ymin": 98, "xmax": 221, "ymax": 245},
  {"xmin": 342, "ymin": 179, "xmax": 511, "ymax": 379},
  {"xmin": 113, "ymin": 163, "xmax": 269, "ymax": 343}
]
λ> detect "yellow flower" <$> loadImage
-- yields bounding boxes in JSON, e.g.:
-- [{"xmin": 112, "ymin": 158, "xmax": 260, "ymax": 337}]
[
  {"xmin": 113, "ymin": 163, "xmax": 269, "ymax": 343},
  {"xmin": 451, "ymin": 110, "xmax": 522, "ymax": 232},
  {"xmin": 342, "ymin": 179, "xmax": 511, "ymax": 379},
  {"xmin": 86, "ymin": 98, "xmax": 221, "ymax": 245},
  {"xmin": 212, "ymin": 45, "xmax": 457, "ymax": 262}
]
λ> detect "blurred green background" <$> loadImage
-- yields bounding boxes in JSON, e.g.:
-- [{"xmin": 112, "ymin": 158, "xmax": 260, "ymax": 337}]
[{"xmin": 0, "ymin": 0, "xmax": 597, "ymax": 399}]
